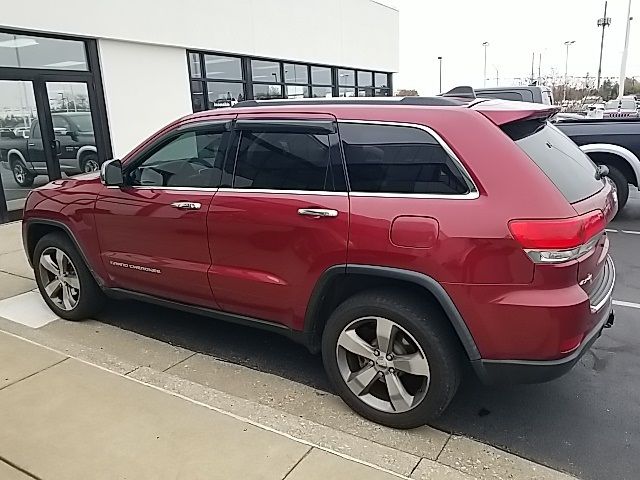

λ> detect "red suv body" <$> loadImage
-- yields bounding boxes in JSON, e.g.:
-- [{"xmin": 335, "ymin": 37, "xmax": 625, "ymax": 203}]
[{"xmin": 22, "ymin": 97, "xmax": 617, "ymax": 428}]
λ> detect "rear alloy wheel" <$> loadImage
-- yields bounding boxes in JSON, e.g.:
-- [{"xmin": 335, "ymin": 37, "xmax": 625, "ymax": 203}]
[
  {"xmin": 12, "ymin": 160, "xmax": 34, "ymax": 187},
  {"xmin": 322, "ymin": 290, "xmax": 462, "ymax": 429},
  {"xmin": 605, "ymin": 165, "xmax": 629, "ymax": 212},
  {"xmin": 34, "ymin": 233, "xmax": 104, "ymax": 320},
  {"xmin": 81, "ymin": 153, "xmax": 100, "ymax": 173}
]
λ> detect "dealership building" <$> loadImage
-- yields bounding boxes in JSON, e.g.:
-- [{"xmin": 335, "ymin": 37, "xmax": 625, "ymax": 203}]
[{"xmin": 0, "ymin": 0, "xmax": 399, "ymax": 220}]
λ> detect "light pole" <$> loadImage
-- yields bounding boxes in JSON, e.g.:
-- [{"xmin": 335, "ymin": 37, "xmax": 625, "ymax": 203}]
[
  {"xmin": 597, "ymin": 1, "xmax": 612, "ymax": 90},
  {"xmin": 617, "ymin": 0, "xmax": 633, "ymax": 99},
  {"xmin": 437, "ymin": 56, "xmax": 443, "ymax": 92},
  {"xmin": 563, "ymin": 40, "xmax": 576, "ymax": 103},
  {"xmin": 482, "ymin": 42, "xmax": 489, "ymax": 87}
]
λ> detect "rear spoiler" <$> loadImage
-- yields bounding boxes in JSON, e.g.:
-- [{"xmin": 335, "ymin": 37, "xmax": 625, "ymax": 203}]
[{"xmin": 471, "ymin": 100, "xmax": 560, "ymax": 126}]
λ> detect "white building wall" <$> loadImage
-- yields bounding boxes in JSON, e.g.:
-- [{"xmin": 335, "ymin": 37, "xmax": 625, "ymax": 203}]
[
  {"xmin": 0, "ymin": 0, "xmax": 398, "ymax": 72},
  {"xmin": 97, "ymin": 41, "xmax": 192, "ymax": 157}
]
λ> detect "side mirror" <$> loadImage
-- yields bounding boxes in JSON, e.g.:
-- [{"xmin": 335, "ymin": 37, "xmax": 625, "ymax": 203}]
[{"xmin": 100, "ymin": 159, "xmax": 124, "ymax": 186}]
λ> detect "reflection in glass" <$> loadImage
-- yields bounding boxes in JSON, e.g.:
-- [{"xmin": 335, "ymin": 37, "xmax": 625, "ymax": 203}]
[
  {"xmin": 253, "ymin": 84, "xmax": 283, "ymax": 100},
  {"xmin": 207, "ymin": 82, "xmax": 245, "ymax": 108},
  {"xmin": 339, "ymin": 87, "xmax": 356, "ymax": 97},
  {"xmin": 284, "ymin": 64, "xmax": 308, "ymax": 84},
  {"xmin": 358, "ymin": 87, "xmax": 374, "ymax": 97},
  {"xmin": 205, "ymin": 54, "xmax": 243, "ymax": 80},
  {"xmin": 0, "ymin": 32, "xmax": 87, "ymax": 70},
  {"xmin": 375, "ymin": 88, "xmax": 391, "ymax": 97},
  {"xmin": 375, "ymin": 72, "xmax": 389, "ymax": 88},
  {"xmin": 189, "ymin": 53, "xmax": 202, "ymax": 78},
  {"xmin": 46, "ymin": 82, "xmax": 98, "ymax": 178},
  {"xmin": 252, "ymin": 60, "xmax": 281, "ymax": 82},
  {"xmin": 286, "ymin": 85, "xmax": 309, "ymax": 99},
  {"xmin": 312, "ymin": 86, "xmax": 333, "ymax": 98},
  {"xmin": 358, "ymin": 71, "xmax": 373, "ymax": 87},
  {"xmin": 311, "ymin": 66, "xmax": 332, "ymax": 85},
  {"xmin": 338, "ymin": 69, "xmax": 355, "ymax": 86},
  {"xmin": 0, "ymin": 80, "xmax": 46, "ymax": 211},
  {"xmin": 191, "ymin": 81, "xmax": 206, "ymax": 111}
]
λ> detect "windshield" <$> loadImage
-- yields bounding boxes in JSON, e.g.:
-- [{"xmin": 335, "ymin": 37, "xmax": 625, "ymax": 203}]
[{"xmin": 514, "ymin": 123, "xmax": 604, "ymax": 203}]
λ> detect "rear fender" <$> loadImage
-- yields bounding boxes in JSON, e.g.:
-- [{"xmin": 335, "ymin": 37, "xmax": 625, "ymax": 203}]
[{"xmin": 580, "ymin": 143, "xmax": 640, "ymax": 186}]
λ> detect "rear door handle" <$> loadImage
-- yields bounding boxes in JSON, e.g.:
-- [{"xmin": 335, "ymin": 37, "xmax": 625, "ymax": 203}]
[
  {"xmin": 297, "ymin": 208, "xmax": 338, "ymax": 218},
  {"xmin": 171, "ymin": 201, "xmax": 201, "ymax": 210}
]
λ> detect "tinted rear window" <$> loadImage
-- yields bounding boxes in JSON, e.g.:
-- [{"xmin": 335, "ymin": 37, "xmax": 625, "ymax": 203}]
[{"xmin": 513, "ymin": 123, "xmax": 604, "ymax": 203}]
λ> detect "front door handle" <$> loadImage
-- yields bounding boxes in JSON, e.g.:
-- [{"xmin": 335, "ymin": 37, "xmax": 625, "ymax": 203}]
[
  {"xmin": 171, "ymin": 201, "xmax": 202, "ymax": 210},
  {"xmin": 297, "ymin": 208, "xmax": 338, "ymax": 218}
]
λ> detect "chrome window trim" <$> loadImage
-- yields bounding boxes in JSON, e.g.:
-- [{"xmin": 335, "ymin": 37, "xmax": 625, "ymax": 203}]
[
  {"xmin": 111, "ymin": 185, "xmax": 218, "ymax": 192},
  {"xmin": 218, "ymin": 188, "xmax": 347, "ymax": 196},
  {"xmin": 338, "ymin": 119, "xmax": 479, "ymax": 200}
]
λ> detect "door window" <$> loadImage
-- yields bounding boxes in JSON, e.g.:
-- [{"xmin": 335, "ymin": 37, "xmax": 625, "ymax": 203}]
[
  {"xmin": 232, "ymin": 131, "xmax": 331, "ymax": 191},
  {"xmin": 340, "ymin": 123, "xmax": 472, "ymax": 195},
  {"xmin": 128, "ymin": 130, "xmax": 227, "ymax": 188}
]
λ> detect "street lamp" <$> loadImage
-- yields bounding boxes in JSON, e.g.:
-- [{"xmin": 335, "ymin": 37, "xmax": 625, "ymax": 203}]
[
  {"xmin": 437, "ymin": 56, "xmax": 443, "ymax": 93},
  {"xmin": 563, "ymin": 40, "xmax": 576, "ymax": 103},
  {"xmin": 596, "ymin": 1, "xmax": 612, "ymax": 90},
  {"xmin": 482, "ymin": 42, "xmax": 489, "ymax": 87}
]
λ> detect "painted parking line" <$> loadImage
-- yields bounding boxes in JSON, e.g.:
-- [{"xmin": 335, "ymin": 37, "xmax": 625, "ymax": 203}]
[
  {"xmin": 613, "ymin": 300, "xmax": 640, "ymax": 310},
  {"xmin": 606, "ymin": 228, "xmax": 640, "ymax": 235}
]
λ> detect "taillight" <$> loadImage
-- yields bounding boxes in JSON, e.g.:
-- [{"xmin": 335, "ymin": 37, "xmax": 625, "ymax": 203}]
[{"xmin": 509, "ymin": 210, "xmax": 605, "ymax": 264}]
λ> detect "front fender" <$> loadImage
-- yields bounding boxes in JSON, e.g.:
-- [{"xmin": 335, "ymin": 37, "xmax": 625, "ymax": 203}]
[{"xmin": 580, "ymin": 143, "xmax": 640, "ymax": 185}]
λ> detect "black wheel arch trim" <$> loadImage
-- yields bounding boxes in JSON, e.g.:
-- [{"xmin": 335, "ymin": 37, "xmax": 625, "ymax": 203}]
[
  {"xmin": 23, "ymin": 218, "xmax": 106, "ymax": 287},
  {"xmin": 303, "ymin": 264, "xmax": 481, "ymax": 360}
]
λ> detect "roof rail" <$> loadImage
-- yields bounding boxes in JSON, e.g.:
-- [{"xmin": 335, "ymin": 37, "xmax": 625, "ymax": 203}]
[
  {"xmin": 441, "ymin": 86, "xmax": 476, "ymax": 99},
  {"xmin": 232, "ymin": 96, "xmax": 472, "ymax": 108}
]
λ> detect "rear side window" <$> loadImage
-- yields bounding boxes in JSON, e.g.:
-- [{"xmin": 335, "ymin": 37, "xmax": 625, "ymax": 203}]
[
  {"xmin": 233, "ymin": 131, "xmax": 331, "ymax": 191},
  {"xmin": 512, "ymin": 123, "xmax": 603, "ymax": 203},
  {"xmin": 339, "ymin": 123, "xmax": 471, "ymax": 195}
]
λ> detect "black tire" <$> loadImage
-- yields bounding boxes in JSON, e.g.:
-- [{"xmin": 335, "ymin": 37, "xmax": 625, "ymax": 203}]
[
  {"xmin": 10, "ymin": 158, "xmax": 34, "ymax": 187},
  {"xmin": 33, "ymin": 232, "xmax": 105, "ymax": 321},
  {"xmin": 605, "ymin": 165, "xmax": 629, "ymax": 212},
  {"xmin": 80, "ymin": 152, "xmax": 100, "ymax": 173},
  {"xmin": 322, "ymin": 289, "xmax": 462, "ymax": 429}
]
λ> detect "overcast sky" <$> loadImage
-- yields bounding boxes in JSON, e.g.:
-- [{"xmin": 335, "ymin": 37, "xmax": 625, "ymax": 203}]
[{"xmin": 384, "ymin": 0, "xmax": 639, "ymax": 95}]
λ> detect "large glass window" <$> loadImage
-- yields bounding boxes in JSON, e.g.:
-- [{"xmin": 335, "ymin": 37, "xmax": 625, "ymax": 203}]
[
  {"xmin": 129, "ymin": 131, "xmax": 227, "ymax": 188},
  {"xmin": 286, "ymin": 85, "xmax": 309, "ymax": 99},
  {"xmin": 233, "ymin": 131, "xmax": 331, "ymax": 191},
  {"xmin": 284, "ymin": 63, "xmax": 308, "ymax": 84},
  {"xmin": 340, "ymin": 123, "xmax": 470, "ymax": 195},
  {"xmin": 312, "ymin": 86, "xmax": 333, "ymax": 98},
  {"xmin": 338, "ymin": 69, "xmax": 355, "ymax": 86},
  {"xmin": 205, "ymin": 54, "xmax": 242, "ymax": 80},
  {"xmin": 251, "ymin": 60, "xmax": 281, "ymax": 83},
  {"xmin": 0, "ymin": 32, "xmax": 87, "ymax": 70},
  {"xmin": 189, "ymin": 53, "xmax": 202, "ymax": 78},
  {"xmin": 253, "ymin": 84, "xmax": 283, "ymax": 100},
  {"xmin": 207, "ymin": 82, "xmax": 245, "ymax": 108},
  {"xmin": 311, "ymin": 66, "xmax": 332, "ymax": 85}
]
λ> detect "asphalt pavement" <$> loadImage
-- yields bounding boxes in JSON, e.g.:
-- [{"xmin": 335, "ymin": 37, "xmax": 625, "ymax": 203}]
[{"xmin": 88, "ymin": 190, "xmax": 640, "ymax": 480}]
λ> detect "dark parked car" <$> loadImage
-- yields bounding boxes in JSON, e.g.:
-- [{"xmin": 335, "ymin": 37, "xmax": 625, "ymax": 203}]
[
  {"xmin": 0, "ymin": 112, "xmax": 97, "ymax": 187},
  {"xmin": 475, "ymin": 85, "xmax": 554, "ymax": 105},
  {"xmin": 22, "ymin": 97, "xmax": 616, "ymax": 428}
]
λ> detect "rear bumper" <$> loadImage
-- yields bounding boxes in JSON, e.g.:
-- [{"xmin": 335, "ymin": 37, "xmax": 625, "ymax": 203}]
[{"xmin": 473, "ymin": 297, "xmax": 614, "ymax": 384}]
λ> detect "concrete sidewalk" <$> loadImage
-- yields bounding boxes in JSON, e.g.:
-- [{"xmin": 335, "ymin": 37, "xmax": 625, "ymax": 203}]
[{"xmin": 0, "ymin": 221, "xmax": 578, "ymax": 480}]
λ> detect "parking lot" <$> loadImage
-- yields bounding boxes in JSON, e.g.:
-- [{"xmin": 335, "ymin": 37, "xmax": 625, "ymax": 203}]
[{"xmin": 46, "ymin": 189, "xmax": 635, "ymax": 480}]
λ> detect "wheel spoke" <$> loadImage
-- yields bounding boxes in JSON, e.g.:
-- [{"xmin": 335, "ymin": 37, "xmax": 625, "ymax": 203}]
[
  {"xmin": 40, "ymin": 254, "xmax": 59, "ymax": 275},
  {"xmin": 64, "ymin": 274, "xmax": 80, "ymax": 290},
  {"xmin": 346, "ymin": 365, "xmax": 379, "ymax": 396},
  {"xmin": 392, "ymin": 352, "xmax": 430, "ymax": 377},
  {"xmin": 375, "ymin": 317, "xmax": 396, "ymax": 354},
  {"xmin": 386, "ymin": 372, "xmax": 414, "ymax": 412},
  {"xmin": 56, "ymin": 249, "xmax": 66, "ymax": 272},
  {"xmin": 338, "ymin": 329, "xmax": 376, "ymax": 360},
  {"xmin": 61, "ymin": 284, "xmax": 73, "ymax": 310},
  {"xmin": 44, "ymin": 279, "xmax": 61, "ymax": 297}
]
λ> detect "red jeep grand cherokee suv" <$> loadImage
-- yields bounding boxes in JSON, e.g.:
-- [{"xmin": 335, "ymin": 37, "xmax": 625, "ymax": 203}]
[{"xmin": 22, "ymin": 97, "xmax": 616, "ymax": 428}]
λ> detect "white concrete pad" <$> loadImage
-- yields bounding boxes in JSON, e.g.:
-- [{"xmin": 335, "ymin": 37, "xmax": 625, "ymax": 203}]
[{"xmin": 0, "ymin": 290, "xmax": 59, "ymax": 328}]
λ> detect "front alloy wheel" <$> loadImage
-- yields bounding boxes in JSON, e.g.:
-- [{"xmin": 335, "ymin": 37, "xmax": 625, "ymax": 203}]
[
  {"xmin": 38, "ymin": 247, "xmax": 80, "ymax": 311},
  {"xmin": 336, "ymin": 316, "xmax": 430, "ymax": 413}
]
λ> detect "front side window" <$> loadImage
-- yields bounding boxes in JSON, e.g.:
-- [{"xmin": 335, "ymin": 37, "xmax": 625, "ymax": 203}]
[
  {"xmin": 233, "ymin": 131, "xmax": 331, "ymax": 191},
  {"xmin": 129, "ymin": 130, "xmax": 227, "ymax": 188},
  {"xmin": 340, "ymin": 123, "xmax": 471, "ymax": 195}
]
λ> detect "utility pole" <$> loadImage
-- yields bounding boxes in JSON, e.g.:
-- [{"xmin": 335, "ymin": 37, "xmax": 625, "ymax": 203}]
[
  {"xmin": 482, "ymin": 42, "xmax": 489, "ymax": 87},
  {"xmin": 495, "ymin": 66, "xmax": 499, "ymax": 86},
  {"xmin": 564, "ymin": 40, "xmax": 576, "ymax": 102},
  {"xmin": 597, "ymin": 1, "xmax": 611, "ymax": 90},
  {"xmin": 618, "ymin": 0, "xmax": 633, "ymax": 99},
  {"xmin": 437, "ymin": 56, "xmax": 443, "ymax": 93},
  {"xmin": 531, "ymin": 52, "xmax": 535, "ymax": 84},
  {"xmin": 538, "ymin": 52, "xmax": 542, "ymax": 85}
]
